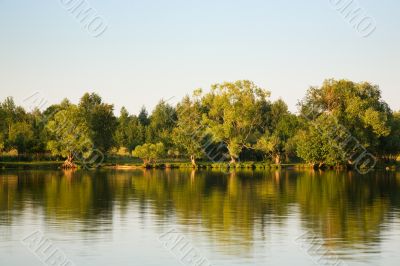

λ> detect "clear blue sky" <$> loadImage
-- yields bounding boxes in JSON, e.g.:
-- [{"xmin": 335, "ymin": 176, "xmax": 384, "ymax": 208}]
[{"xmin": 0, "ymin": 0, "xmax": 399, "ymax": 114}]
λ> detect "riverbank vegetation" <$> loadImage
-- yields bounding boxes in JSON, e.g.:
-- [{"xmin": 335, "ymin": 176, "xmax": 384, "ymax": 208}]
[{"xmin": 0, "ymin": 79, "xmax": 399, "ymax": 170}]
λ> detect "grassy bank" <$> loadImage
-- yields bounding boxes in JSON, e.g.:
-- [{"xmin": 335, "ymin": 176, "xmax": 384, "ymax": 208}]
[
  {"xmin": 0, "ymin": 160, "xmax": 307, "ymax": 170},
  {"xmin": 103, "ymin": 161, "xmax": 311, "ymax": 170},
  {"xmin": 0, "ymin": 161, "xmax": 63, "ymax": 170},
  {"xmin": 0, "ymin": 159, "xmax": 398, "ymax": 171}
]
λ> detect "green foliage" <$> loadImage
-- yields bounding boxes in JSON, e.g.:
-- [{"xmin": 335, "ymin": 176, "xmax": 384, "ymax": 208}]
[
  {"xmin": 172, "ymin": 93, "xmax": 205, "ymax": 163},
  {"xmin": 0, "ymin": 97, "xmax": 46, "ymax": 154},
  {"xmin": 202, "ymin": 80, "xmax": 270, "ymax": 162},
  {"xmin": 256, "ymin": 99, "xmax": 300, "ymax": 163},
  {"xmin": 138, "ymin": 106, "xmax": 150, "ymax": 126},
  {"xmin": 79, "ymin": 93, "xmax": 117, "ymax": 153},
  {"xmin": 132, "ymin": 142, "xmax": 165, "ymax": 164},
  {"xmin": 115, "ymin": 107, "xmax": 145, "ymax": 151},
  {"xmin": 146, "ymin": 100, "xmax": 176, "ymax": 147},
  {"xmin": 379, "ymin": 111, "xmax": 400, "ymax": 160},
  {"xmin": 46, "ymin": 105, "xmax": 93, "ymax": 160},
  {"xmin": 298, "ymin": 79, "xmax": 392, "ymax": 166},
  {"xmin": 255, "ymin": 134, "xmax": 282, "ymax": 163},
  {"xmin": 0, "ymin": 78, "xmax": 399, "ymax": 168},
  {"xmin": 295, "ymin": 115, "xmax": 345, "ymax": 166},
  {"xmin": 8, "ymin": 122, "xmax": 34, "ymax": 154},
  {"xmin": 0, "ymin": 135, "xmax": 4, "ymax": 152}
]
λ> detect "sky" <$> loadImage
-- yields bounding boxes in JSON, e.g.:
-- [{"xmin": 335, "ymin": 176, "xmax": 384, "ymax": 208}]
[{"xmin": 0, "ymin": 0, "xmax": 399, "ymax": 115}]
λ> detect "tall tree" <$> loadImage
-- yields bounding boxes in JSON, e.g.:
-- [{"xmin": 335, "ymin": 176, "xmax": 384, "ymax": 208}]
[
  {"xmin": 138, "ymin": 106, "xmax": 150, "ymax": 126},
  {"xmin": 379, "ymin": 111, "xmax": 400, "ymax": 161},
  {"xmin": 46, "ymin": 105, "xmax": 93, "ymax": 168},
  {"xmin": 256, "ymin": 99, "xmax": 299, "ymax": 164},
  {"xmin": 28, "ymin": 108, "xmax": 48, "ymax": 155},
  {"xmin": 298, "ymin": 79, "xmax": 392, "ymax": 167},
  {"xmin": 115, "ymin": 107, "xmax": 144, "ymax": 151},
  {"xmin": 202, "ymin": 80, "xmax": 270, "ymax": 163},
  {"xmin": 8, "ymin": 122, "xmax": 34, "ymax": 155},
  {"xmin": 172, "ymin": 90, "xmax": 205, "ymax": 167},
  {"xmin": 0, "ymin": 135, "xmax": 4, "ymax": 152},
  {"xmin": 146, "ymin": 100, "xmax": 177, "ymax": 147},
  {"xmin": 78, "ymin": 93, "xmax": 117, "ymax": 154}
]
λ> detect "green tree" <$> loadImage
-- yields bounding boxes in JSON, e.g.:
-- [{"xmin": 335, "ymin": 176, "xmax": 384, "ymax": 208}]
[
  {"xmin": 0, "ymin": 135, "xmax": 4, "ymax": 152},
  {"xmin": 1, "ymin": 97, "xmax": 17, "ymax": 137},
  {"xmin": 379, "ymin": 111, "xmax": 400, "ymax": 161},
  {"xmin": 8, "ymin": 121, "xmax": 34, "ymax": 154},
  {"xmin": 27, "ymin": 108, "xmax": 48, "ymax": 155},
  {"xmin": 79, "ymin": 93, "xmax": 117, "ymax": 154},
  {"xmin": 46, "ymin": 105, "xmax": 93, "ymax": 168},
  {"xmin": 202, "ymin": 80, "xmax": 270, "ymax": 163},
  {"xmin": 295, "ymin": 115, "xmax": 344, "ymax": 167},
  {"xmin": 132, "ymin": 142, "xmax": 165, "ymax": 164},
  {"xmin": 1, "ymin": 97, "xmax": 24, "ymax": 150},
  {"xmin": 172, "ymin": 91, "xmax": 205, "ymax": 167},
  {"xmin": 0, "ymin": 97, "xmax": 37, "ymax": 153},
  {"xmin": 0, "ymin": 102, "xmax": 8, "ymax": 151},
  {"xmin": 146, "ymin": 100, "xmax": 176, "ymax": 147},
  {"xmin": 256, "ymin": 99, "xmax": 299, "ymax": 164},
  {"xmin": 138, "ymin": 106, "xmax": 150, "ymax": 126},
  {"xmin": 298, "ymin": 79, "xmax": 392, "ymax": 167},
  {"xmin": 115, "ymin": 107, "xmax": 144, "ymax": 151}
]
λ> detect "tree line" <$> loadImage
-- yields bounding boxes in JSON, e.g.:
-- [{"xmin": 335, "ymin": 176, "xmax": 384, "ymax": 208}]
[{"xmin": 0, "ymin": 79, "xmax": 399, "ymax": 169}]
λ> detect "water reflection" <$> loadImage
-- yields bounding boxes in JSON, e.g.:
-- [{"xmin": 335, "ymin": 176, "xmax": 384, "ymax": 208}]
[{"xmin": 0, "ymin": 169, "xmax": 399, "ymax": 265}]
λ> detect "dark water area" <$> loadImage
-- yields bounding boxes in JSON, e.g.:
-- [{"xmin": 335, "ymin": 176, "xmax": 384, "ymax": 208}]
[{"xmin": 1, "ymin": 169, "xmax": 399, "ymax": 265}]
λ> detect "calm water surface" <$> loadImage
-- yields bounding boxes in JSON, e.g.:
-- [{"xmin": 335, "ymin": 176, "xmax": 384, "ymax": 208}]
[{"xmin": 1, "ymin": 169, "xmax": 400, "ymax": 266}]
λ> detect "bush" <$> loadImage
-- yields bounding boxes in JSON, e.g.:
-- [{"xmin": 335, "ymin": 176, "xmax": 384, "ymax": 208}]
[{"xmin": 132, "ymin": 143, "xmax": 165, "ymax": 164}]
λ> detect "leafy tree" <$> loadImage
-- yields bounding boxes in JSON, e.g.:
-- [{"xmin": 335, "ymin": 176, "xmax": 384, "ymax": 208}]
[
  {"xmin": 115, "ymin": 107, "xmax": 145, "ymax": 151},
  {"xmin": 255, "ymin": 134, "xmax": 281, "ymax": 163},
  {"xmin": 115, "ymin": 107, "xmax": 130, "ymax": 147},
  {"xmin": 0, "ymin": 135, "xmax": 4, "ymax": 152},
  {"xmin": 46, "ymin": 105, "xmax": 93, "ymax": 168},
  {"xmin": 42, "ymin": 99, "xmax": 72, "ymax": 124},
  {"xmin": 1, "ymin": 97, "xmax": 17, "ymax": 136},
  {"xmin": 379, "ymin": 111, "xmax": 400, "ymax": 161},
  {"xmin": 298, "ymin": 79, "xmax": 392, "ymax": 167},
  {"xmin": 202, "ymin": 80, "xmax": 270, "ymax": 163},
  {"xmin": 256, "ymin": 99, "xmax": 299, "ymax": 164},
  {"xmin": 138, "ymin": 106, "xmax": 150, "ymax": 126},
  {"xmin": 132, "ymin": 142, "xmax": 165, "ymax": 164},
  {"xmin": 0, "ymin": 97, "xmax": 36, "ymax": 153},
  {"xmin": 90, "ymin": 104, "xmax": 117, "ymax": 152},
  {"xmin": 146, "ymin": 100, "xmax": 177, "ymax": 147},
  {"xmin": 172, "ymin": 91, "xmax": 205, "ymax": 167},
  {"xmin": 0, "ymin": 103, "xmax": 7, "ymax": 151},
  {"xmin": 295, "ymin": 115, "xmax": 344, "ymax": 167},
  {"xmin": 1, "ymin": 97, "xmax": 20, "ymax": 149},
  {"xmin": 27, "ymin": 108, "xmax": 48, "ymax": 155},
  {"xmin": 78, "ymin": 93, "xmax": 117, "ymax": 154},
  {"xmin": 8, "ymin": 121, "xmax": 34, "ymax": 154}
]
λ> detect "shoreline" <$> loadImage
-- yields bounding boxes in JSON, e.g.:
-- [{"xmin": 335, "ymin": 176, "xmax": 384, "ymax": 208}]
[{"xmin": 0, "ymin": 161, "xmax": 398, "ymax": 171}]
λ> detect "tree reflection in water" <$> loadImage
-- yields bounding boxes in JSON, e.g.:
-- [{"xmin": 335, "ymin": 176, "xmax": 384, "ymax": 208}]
[{"xmin": 1, "ymin": 169, "xmax": 399, "ymax": 256}]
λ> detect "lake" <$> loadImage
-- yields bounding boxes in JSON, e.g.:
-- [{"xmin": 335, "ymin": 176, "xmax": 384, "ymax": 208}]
[{"xmin": 0, "ymin": 169, "xmax": 399, "ymax": 266}]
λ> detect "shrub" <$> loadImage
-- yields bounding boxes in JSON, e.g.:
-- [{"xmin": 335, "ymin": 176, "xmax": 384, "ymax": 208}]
[{"xmin": 132, "ymin": 143, "xmax": 165, "ymax": 164}]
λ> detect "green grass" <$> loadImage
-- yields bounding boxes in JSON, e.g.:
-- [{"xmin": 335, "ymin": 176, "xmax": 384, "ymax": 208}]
[
  {"xmin": 0, "ymin": 161, "xmax": 63, "ymax": 170},
  {"xmin": 0, "ymin": 159, "xmax": 394, "ymax": 171},
  {"xmin": 101, "ymin": 160, "xmax": 311, "ymax": 170}
]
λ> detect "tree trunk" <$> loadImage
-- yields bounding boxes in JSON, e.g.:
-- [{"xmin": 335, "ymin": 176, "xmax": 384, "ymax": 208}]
[
  {"xmin": 62, "ymin": 153, "xmax": 77, "ymax": 169},
  {"xmin": 143, "ymin": 158, "xmax": 151, "ymax": 168},
  {"xmin": 230, "ymin": 156, "xmax": 237, "ymax": 164},
  {"xmin": 274, "ymin": 154, "xmax": 281, "ymax": 165},
  {"xmin": 190, "ymin": 155, "xmax": 197, "ymax": 168}
]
